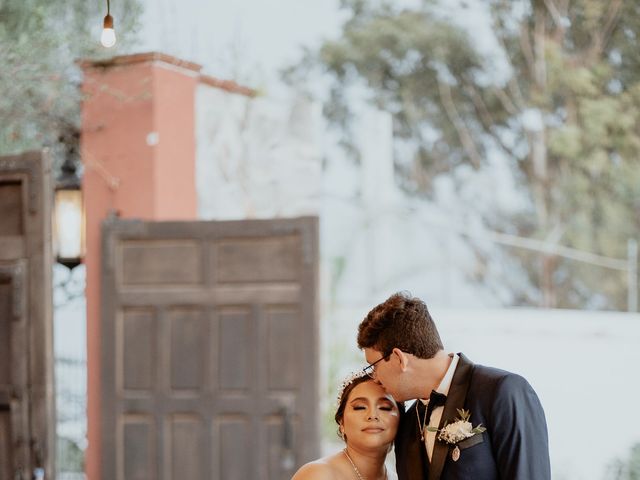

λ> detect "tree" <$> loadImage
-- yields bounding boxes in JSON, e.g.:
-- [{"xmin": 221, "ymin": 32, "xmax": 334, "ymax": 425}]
[
  {"xmin": 288, "ymin": 0, "xmax": 640, "ymax": 309},
  {"xmin": 0, "ymin": 0, "xmax": 142, "ymax": 169},
  {"xmin": 606, "ymin": 442, "xmax": 640, "ymax": 480}
]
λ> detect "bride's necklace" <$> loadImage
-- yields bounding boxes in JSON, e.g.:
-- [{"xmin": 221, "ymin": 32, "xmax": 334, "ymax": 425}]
[
  {"xmin": 415, "ymin": 400, "xmax": 429, "ymax": 441},
  {"xmin": 342, "ymin": 448, "xmax": 388, "ymax": 480}
]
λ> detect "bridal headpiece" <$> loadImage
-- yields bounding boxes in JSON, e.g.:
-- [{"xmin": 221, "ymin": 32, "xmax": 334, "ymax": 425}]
[{"xmin": 336, "ymin": 370, "xmax": 368, "ymax": 407}]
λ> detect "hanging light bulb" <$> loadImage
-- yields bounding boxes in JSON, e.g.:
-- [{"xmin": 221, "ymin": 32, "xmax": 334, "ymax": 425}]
[{"xmin": 101, "ymin": 0, "xmax": 116, "ymax": 47}]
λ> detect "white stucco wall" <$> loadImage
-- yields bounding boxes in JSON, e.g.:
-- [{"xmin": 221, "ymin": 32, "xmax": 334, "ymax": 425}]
[{"xmin": 195, "ymin": 84, "xmax": 323, "ymax": 220}]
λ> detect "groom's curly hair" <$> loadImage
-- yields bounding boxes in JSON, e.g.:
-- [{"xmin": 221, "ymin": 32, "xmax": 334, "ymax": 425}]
[{"xmin": 357, "ymin": 291, "xmax": 443, "ymax": 359}]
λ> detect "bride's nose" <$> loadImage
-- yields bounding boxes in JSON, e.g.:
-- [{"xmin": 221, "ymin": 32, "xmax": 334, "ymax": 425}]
[{"xmin": 367, "ymin": 411, "xmax": 379, "ymax": 420}]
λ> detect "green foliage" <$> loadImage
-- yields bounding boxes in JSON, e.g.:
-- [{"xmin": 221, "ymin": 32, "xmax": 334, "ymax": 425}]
[
  {"xmin": 0, "ymin": 0, "xmax": 142, "ymax": 168},
  {"xmin": 289, "ymin": 0, "xmax": 640, "ymax": 309},
  {"xmin": 605, "ymin": 442, "xmax": 640, "ymax": 479},
  {"xmin": 56, "ymin": 436, "xmax": 84, "ymax": 473}
]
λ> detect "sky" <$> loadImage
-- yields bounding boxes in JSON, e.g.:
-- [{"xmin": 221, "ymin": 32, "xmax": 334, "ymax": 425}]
[
  {"xmin": 136, "ymin": 0, "xmax": 348, "ymax": 89},
  {"xmin": 133, "ymin": 0, "xmax": 503, "ymax": 91}
]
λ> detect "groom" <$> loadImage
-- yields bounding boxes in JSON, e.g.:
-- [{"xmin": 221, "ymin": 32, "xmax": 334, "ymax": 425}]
[{"xmin": 357, "ymin": 292, "xmax": 551, "ymax": 479}]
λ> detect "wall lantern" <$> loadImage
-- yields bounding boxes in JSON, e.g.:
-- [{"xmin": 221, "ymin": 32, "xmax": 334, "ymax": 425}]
[{"xmin": 53, "ymin": 156, "xmax": 84, "ymax": 270}]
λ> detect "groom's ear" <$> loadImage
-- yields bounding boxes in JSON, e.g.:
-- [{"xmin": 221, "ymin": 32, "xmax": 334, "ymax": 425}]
[{"xmin": 392, "ymin": 348, "xmax": 409, "ymax": 372}]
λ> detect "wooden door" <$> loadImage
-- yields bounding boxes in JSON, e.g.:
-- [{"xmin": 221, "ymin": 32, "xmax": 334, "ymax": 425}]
[
  {"xmin": 101, "ymin": 216, "xmax": 319, "ymax": 480},
  {"xmin": 0, "ymin": 151, "xmax": 55, "ymax": 480}
]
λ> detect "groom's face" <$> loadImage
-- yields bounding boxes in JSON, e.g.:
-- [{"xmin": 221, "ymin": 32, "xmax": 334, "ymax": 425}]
[{"xmin": 364, "ymin": 347, "xmax": 404, "ymax": 401}]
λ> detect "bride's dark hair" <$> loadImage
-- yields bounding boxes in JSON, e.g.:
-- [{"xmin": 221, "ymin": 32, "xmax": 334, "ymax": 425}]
[{"xmin": 335, "ymin": 374, "xmax": 372, "ymax": 440}]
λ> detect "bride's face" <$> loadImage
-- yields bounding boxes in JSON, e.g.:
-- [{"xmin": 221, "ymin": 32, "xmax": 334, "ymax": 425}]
[{"xmin": 341, "ymin": 380, "xmax": 400, "ymax": 449}]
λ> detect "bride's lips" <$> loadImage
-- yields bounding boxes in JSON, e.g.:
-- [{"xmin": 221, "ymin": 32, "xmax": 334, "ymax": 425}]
[{"xmin": 362, "ymin": 427, "xmax": 385, "ymax": 433}]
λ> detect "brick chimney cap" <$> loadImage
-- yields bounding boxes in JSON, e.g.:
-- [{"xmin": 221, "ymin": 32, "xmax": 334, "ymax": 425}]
[
  {"xmin": 199, "ymin": 74, "xmax": 257, "ymax": 98},
  {"xmin": 79, "ymin": 51, "xmax": 203, "ymax": 73},
  {"xmin": 79, "ymin": 51, "xmax": 257, "ymax": 97}
]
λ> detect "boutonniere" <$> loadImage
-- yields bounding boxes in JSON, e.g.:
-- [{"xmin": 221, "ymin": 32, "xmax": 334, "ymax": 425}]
[{"xmin": 427, "ymin": 409, "xmax": 486, "ymax": 461}]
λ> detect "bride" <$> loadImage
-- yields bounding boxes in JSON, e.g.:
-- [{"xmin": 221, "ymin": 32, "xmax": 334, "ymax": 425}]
[{"xmin": 292, "ymin": 372, "xmax": 402, "ymax": 480}]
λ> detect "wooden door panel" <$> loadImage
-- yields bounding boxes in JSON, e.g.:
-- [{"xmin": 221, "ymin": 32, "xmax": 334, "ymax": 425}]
[
  {"xmin": 0, "ymin": 268, "xmax": 27, "ymax": 479},
  {"xmin": 168, "ymin": 308, "xmax": 206, "ymax": 392},
  {"xmin": 215, "ymin": 236, "xmax": 301, "ymax": 283},
  {"xmin": 102, "ymin": 217, "xmax": 319, "ymax": 479},
  {"xmin": 0, "ymin": 281, "xmax": 12, "ymax": 384},
  {"xmin": 266, "ymin": 307, "xmax": 300, "ymax": 390},
  {"xmin": 169, "ymin": 415, "xmax": 204, "ymax": 479},
  {"xmin": 0, "ymin": 152, "xmax": 54, "ymax": 478},
  {"xmin": 120, "ymin": 240, "xmax": 204, "ymax": 286},
  {"xmin": 266, "ymin": 415, "xmax": 298, "ymax": 478},
  {"xmin": 121, "ymin": 415, "xmax": 155, "ymax": 480},
  {"xmin": 217, "ymin": 308, "xmax": 252, "ymax": 392},
  {"xmin": 216, "ymin": 417, "xmax": 251, "ymax": 479},
  {"xmin": 0, "ymin": 180, "xmax": 24, "ymax": 235},
  {"xmin": 0, "ymin": 407, "xmax": 12, "ymax": 479},
  {"xmin": 119, "ymin": 309, "xmax": 156, "ymax": 392}
]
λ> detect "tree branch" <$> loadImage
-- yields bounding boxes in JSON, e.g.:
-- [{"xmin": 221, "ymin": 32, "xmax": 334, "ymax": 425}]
[
  {"xmin": 519, "ymin": 23, "xmax": 536, "ymax": 80},
  {"xmin": 507, "ymin": 76, "xmax": 528, "ymax": 112},
  {"xmin": 464, "ymin": 83, "xmax": 519, "ymax": 160},
  {"xmin": 601, "ymin": 0, "xmax": 623, "ymax": 52},
  {"xmin": 533, "ymin": 3, "xmax": 547, "ymax": 89},
  {"xmin": 587, "ymin": 0, "xmax": 623, "ymax": 59},
  {"xmin": 492, "ymin": 29, "xmax": 529, "ymax": 110},
  {"xmin": 558, "ymin": 0, "xmax": 570, "ymax": 18},
  {"xmin": 542, "ymin": 0, "xmax": 564, "ymax": 29},
  {"xmin": 492, "ymin": 85, "xmax": 519, "ymax": 116},
  {"xmin": 436, "ymin": 77, "xmax": 483, "ymax": 168}
]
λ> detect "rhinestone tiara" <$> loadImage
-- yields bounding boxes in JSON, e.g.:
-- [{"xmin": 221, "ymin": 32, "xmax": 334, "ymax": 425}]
[{"xmin": 336, "ymin": 370, "xmax": 368, "ymax": 407}]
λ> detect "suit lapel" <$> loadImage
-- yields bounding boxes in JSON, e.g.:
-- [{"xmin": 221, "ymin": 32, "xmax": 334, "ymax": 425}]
[
  {"xmin": 406, "ymin": 400, "xmax": 429, "ymax": 479},
  {"xmin": 428, "ymin": 353, "xmax": 474, "ymax": 480}
]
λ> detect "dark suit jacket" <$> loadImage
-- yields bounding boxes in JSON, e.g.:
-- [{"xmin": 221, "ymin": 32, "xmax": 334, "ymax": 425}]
[{"xmin": 395, "ymin": 353, "xmax": 551, "ymax": 479}]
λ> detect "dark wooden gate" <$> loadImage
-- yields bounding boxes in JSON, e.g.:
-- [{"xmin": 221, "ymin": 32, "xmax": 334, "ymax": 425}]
[
  {"xmin": 0, "ymin": 151, "xmax": 55, "ymax": 480},
  {"xmin": 101, "ymin": 216, "xmax": 319, "ymax": 480}
]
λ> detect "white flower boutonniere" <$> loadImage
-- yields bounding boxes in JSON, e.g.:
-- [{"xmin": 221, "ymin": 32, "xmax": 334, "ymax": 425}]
[{"xmin": 427, "ymin": 409, "xmax": 486, "ymax": 461}]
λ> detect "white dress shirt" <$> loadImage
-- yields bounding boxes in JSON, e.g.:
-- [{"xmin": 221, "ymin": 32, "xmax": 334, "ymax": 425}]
[{"xmin": 418, "ymin": 353, "xmax": 460, "ymax": 461}]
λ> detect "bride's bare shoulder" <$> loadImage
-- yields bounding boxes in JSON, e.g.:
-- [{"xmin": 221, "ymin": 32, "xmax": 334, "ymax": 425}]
[{"xmin": 291, "ymin": 456, "xmax": 340, "ymax": 480}]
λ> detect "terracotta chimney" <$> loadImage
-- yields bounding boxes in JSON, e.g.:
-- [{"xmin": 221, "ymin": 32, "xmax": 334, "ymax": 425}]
[{"xmin": 80, "ymin": 52, "xmax": 200, "ymax": 480}]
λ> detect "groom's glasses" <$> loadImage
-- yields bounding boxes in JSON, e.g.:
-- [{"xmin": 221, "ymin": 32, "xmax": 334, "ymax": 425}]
[{"xmin": 362, "ymin": 353, "xmax": 391, "ymax": 379}]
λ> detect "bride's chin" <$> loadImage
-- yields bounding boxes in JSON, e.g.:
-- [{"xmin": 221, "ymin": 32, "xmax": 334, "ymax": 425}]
[{"xmin": 348, "ymin": 439, "xmax": 394, "ymax": 452}]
